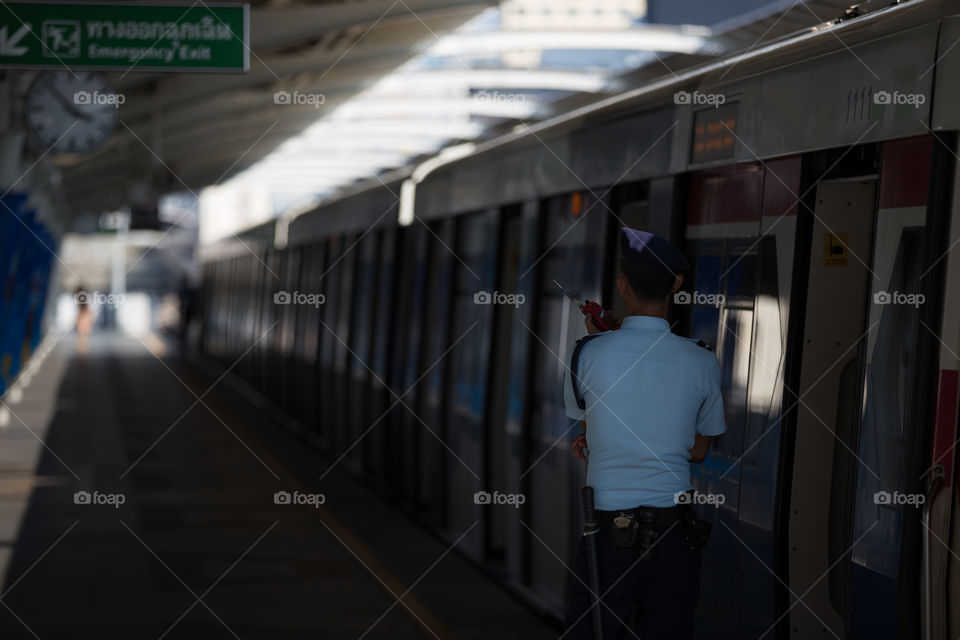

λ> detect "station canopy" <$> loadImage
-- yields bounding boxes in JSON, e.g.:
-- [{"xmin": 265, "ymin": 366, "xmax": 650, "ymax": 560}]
[{"xmin": 43, "ymin": 0, "xmax": 869, "ymax": 239}]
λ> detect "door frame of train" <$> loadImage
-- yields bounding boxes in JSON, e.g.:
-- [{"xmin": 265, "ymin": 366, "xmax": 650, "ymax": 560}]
[
  {"xmin": 781, "ymin": 135, "xmax": 960, "ymax": 639},
  {"xmin": 879, "ymin": 133, "xmax": 957, "ymax": 640},
  {"xmin": 790, "ymin": 175, "xmax": 878, "ymax": 638},
  {"xmin": 779, "ymin": 144, "xmax": 882, "ymax": 639}
]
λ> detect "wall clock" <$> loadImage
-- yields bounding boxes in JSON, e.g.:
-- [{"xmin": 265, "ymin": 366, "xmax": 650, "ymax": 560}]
[{"xmin": 24, "ymin": 70, "xmax": 120, "ymax": 154}]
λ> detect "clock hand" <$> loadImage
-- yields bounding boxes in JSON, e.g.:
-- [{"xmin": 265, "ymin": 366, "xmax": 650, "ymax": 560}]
[{"xmin": 47, "ymin": 86, "xmax": 92, "ymax": 121}]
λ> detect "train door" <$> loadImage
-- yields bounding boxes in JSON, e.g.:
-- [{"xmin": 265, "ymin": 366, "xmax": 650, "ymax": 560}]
[
  {"xmin": 252, "ymin": 250, "xmax": 272, "ymax": 391},
  {"xmin": 278, "ymin": 248, "xmax": 301, "ymax": 415},
  {"xmin": 844, "ymin": 136, "xmax": 943, "ymax": 639},
  {"xmin": 347, "ymin": 233, "xmax": 376, "ymax": 474},
  {"xmin": 237, "ymin": 256, "xmax": 251, "ymax": 375},
  {"xmin": 527, "ymin": 191, "xmax": 606, "ymax": 614},
  {"xmin": 318, "ymin": 235, "xmax": 345, "ymax": 449},
  {"xmin": 390, "ymin": 225, "xmax": 429, "ymax": 503},
  {"xmin": 484, "ymin": 204, "xmax": 523, "ymax": 571},
  {"xmin": 369, "ymin": 227, "xmax": 397, "ymax": 489},
  {"xmin": 332, "ymin": 234, "xmax": 356, "ymax": 452},
  {"xmin": 501, "ymin": 200, "xmax": 540, "ymax": 582},
  {"xmin": 417, "ymin": 219, "xmax": 456, "ymax": 527},
  {"xmin": 294, "ymin": 242, "xmax": 324, "ymax": 431},
  {"xmin": 789, "ymin": 177, "xmax": 877, "ymax": 638},
  {"xmin": 684, "ymin": 159, "xmax": 801, "ymax": 640},
  {"xmin": 260, "ymin": 250, "xmax": 283, "ymax": 396},
  {"xmin": 684, "ymin": 167, "xmax": 762, "ymax": 640},
  {"xmin": 264, "ymin": 250, "xmax": 285, "ymax": 403},
  {"xmin": 445, "ymin": 209, "xmax": 499, "ymax": 559}
]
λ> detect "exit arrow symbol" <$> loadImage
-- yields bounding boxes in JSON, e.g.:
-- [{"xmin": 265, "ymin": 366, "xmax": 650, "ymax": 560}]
[{"xmin": 0, "ymin": 23, "xmax": 31, "ymax": 56}]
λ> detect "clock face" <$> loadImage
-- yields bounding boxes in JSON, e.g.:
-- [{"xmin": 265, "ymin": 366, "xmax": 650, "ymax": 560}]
[{"xmin": 24, "ymin": 71, "xmax": 120, "ymax": 154}]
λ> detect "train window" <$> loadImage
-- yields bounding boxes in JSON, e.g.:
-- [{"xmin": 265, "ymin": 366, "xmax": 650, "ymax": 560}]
[
  {"xmin": 693, "ymin": 252, "xmax": 723, "ymax": 296},
  {"xmin": 606, "ymin": 182, "xmax": 647, "ymax": 321},
  {"xmin": 713, "ymin": 308, "xmax": 752, "ymax": 456},
  {"xmin": 725, "ymin": 252, "xmax": 756, "ymax": 299},
  {"xmin": 861, "ymin": 227, "xmax": 925, "ymax": 497},
  {"xmin": 690, "ymin": 307, "xmax": 720, "ymax": 348},
  {"xmin": 686, "ymin": 240, "xmax": 759, "ymax": 459},
  {"xmin": 742, "ymin": 237, "xmax": 783, "ymax": 469}
]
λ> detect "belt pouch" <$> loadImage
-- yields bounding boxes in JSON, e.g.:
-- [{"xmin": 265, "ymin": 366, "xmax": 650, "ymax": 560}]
[{"xmin": 609, "ymin": 511, "xmax": 640, "ymax": 549}]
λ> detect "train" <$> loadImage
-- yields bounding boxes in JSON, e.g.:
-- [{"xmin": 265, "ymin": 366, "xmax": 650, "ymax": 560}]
[{"xmin": 199, "ymin": 1, "xmax": 960, "ymax": 637}]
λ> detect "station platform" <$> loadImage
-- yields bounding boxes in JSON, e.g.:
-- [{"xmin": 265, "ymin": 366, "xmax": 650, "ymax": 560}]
[{"xmin": 0, "ymin": 331, "xmax": 557, "ymax": 640}]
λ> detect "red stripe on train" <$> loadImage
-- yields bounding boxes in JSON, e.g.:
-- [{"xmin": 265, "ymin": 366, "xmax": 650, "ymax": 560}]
[
  {"xmin": 879, "ymin": 136, "xmax": 933, "ymax": 210},
  {"xmin": 761, "ymin": 156, "xmax": 802, "ymax": 219},
  {"xmin": 688, "ymin": 157, "xmax": 801, "ymax": 226},
  {"xmin": 688, "ymin": 164, "xmax": 763, "ymax": 226}
]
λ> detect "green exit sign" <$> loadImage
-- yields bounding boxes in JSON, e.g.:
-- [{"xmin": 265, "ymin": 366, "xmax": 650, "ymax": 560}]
[{"xmin": 0, "ymin": 2, "xmax": 248, "ymax": 72}]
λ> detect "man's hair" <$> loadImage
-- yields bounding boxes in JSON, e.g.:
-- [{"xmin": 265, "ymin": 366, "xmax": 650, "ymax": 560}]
[{"xmin": 619, "ymin": 259, "xmax": 677, "ymax": 302}]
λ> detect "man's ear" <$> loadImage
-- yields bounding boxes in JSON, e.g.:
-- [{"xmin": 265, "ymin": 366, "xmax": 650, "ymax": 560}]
[
  {"xmin": 617, "ymin": 275, "xmax": 631, "ymax": 301},
  {"xmin": 671, "ymin": 273, "xmax": 684, "ymax": 293}
]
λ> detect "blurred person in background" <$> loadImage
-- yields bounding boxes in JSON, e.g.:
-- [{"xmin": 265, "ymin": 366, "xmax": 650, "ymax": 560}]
[
  {"xmin": 178, "ymin": 275, "xmax": 198, "ymax": 352},
  {"xmin": 75, "ymin": 286, "xmax": 93, "ymax": 354}
]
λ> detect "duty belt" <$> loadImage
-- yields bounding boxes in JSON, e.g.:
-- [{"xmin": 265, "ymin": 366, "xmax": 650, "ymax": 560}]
[
  {"xmin": 597, "ymin": 505, "xmax": 685, "ymax": 529},
  {"xmin": 597, "ymin": 505, "xmax": 695, "ymax": 560}
]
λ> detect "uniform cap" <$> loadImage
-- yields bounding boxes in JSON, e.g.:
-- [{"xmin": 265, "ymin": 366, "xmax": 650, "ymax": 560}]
[{"xmin": 620, "ymin": 227, "xmax": 690, "ymax": 273}]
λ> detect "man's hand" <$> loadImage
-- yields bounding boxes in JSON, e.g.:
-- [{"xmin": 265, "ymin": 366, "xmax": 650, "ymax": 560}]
[
  {"xmin": 584, "ymin": 311, "xmax": 621, "ymax": 334},
  {"xmin": 571, "ymin": 432, "xmax": 588, "ymax": 461},
  {"xmin": 688, "ymin": 434, "xmax": 714, "ymax": 463}
]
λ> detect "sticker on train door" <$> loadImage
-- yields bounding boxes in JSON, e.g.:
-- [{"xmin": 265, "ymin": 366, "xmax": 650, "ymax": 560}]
[{"xmin": 824, "ymin": 233, "xmax": 849, "ymax": 266}]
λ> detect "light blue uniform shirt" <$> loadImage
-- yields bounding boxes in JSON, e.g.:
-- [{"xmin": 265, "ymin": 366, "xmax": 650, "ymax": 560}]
[{"xmin": 563, "ymin": 315, "xmax": 726, "ymax": 510}]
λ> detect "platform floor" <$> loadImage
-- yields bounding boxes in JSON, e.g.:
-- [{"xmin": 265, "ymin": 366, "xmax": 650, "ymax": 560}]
[{"xmin": 0, "ymin": 331, "xmax": 557, "ymax": 639}]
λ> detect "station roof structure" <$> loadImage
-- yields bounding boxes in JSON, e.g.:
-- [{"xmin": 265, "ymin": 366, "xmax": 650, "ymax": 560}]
[{"xmin": 35, "ymin": 0, "xmax": 877, "ymax": 230}]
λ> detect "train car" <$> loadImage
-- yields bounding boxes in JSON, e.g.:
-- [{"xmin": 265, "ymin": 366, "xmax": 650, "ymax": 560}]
[{"xmin": 200, "ymin": 1, "xmax": 960, "ymax": 637}]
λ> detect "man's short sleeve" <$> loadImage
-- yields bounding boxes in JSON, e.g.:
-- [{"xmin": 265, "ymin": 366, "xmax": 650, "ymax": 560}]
[
  {"xmin": 696, "ymin": 357, "xmax": 726, "ymax": 436},
  {"xmin": 563, "ymin": 345, "xmax": 587, "ymax": 422}
]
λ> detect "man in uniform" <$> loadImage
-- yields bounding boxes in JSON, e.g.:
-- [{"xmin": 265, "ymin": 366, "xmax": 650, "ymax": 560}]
[{"xmin": 562, "ymin": 227, "xmax": 726, "ymax": 639}]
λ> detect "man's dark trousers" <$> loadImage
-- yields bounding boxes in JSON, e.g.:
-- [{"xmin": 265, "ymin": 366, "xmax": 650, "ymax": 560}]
[{"xmin": 564, "ymin": 513, "xmax": 701, "ymax": 639}]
